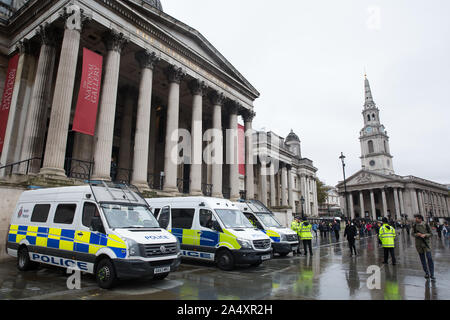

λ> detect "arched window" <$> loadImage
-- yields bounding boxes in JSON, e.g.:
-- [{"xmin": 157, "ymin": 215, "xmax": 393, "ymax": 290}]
[
  {"xmin": 368, "ymin": 140, "xmax": 374, "ymax": 153},
  {"xmin": 372, "ymin": 114, "xmax": 376, "ymax": 121},
  {"xmin": 384, "ymin": 141, "xmax": 388, "ymax": 153},
  {"xmin": 367, "ymin": 114, "xmax": 371, "ymax": 122}
]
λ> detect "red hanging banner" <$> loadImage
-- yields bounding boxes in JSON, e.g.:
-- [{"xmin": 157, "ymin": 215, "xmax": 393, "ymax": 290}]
[
  {"xmin": 72, "ymin": 48, "xmax": 103, "ymax": 136},
  {"xmin": 0, "ymin": 53, "xmax": 20, "ymax": 154}
]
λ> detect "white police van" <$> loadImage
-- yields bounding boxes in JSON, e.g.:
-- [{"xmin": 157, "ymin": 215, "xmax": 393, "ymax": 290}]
[
  {"xmin": 146, "ymin": 197, "xmax": 273, "ymax": 271},
  {"xmin": 234, "ymin": 200, "xmax": 299, "ymax": 256},
  {"xmin": 6, "ymin": 181, "xmax": 181, "ymax": 289}
]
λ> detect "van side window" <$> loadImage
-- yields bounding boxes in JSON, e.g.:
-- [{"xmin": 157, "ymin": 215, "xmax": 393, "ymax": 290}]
[
  {"xmin": 82, "ymin": 202, "xmax": 99, "ymax": 227},
  {"xmin": 199, "ymin": 209, "xmax": 214, "ymax": 229},
  {"xmin": 171, "ymin": 208, "xmax": 195, "ymax": 229},
  {"xmin": 53, "ymin": 204, "xmax": 77, "ymax": 225},
  {"xmin": 30, "ymin": 204, "xmax": 51, "ymax": 223},
  {"xmin": 153, "ymin": 208, "xmax": 160, "ymax": 218}
]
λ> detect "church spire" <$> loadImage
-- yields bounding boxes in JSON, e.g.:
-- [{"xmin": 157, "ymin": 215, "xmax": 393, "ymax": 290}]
[{"xmin": 364, "ymin": 75, "xmax": 375, "ymax": 108}]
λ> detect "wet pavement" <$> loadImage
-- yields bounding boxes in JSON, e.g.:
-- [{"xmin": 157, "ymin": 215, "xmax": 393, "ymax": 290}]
[{"xmin": 1, "ymin": 231, "xmax": 449, "ymax": 300}]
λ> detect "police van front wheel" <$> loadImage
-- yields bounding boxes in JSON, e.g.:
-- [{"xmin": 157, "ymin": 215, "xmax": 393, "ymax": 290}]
[
  {"xmin": 95, "ymin": 258, "xmax": 117, "ymax": 289},
  {"xmin": 216, "ymin": 250, "xmax": 234, "ymax": 271},
  {"xmin": 17, "ymin": 247, "xmax": 37, "ymax": 271}
]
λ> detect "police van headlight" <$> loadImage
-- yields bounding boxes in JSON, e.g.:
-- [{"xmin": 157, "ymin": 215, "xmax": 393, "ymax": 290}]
[
  {"xmin": 175, "ymin": 238, "xmax": 181, "ymax": 252},
  {"xmin": 125, "ymin": 238, "xmax": 140, "ymax": 257},
  {"xmin": 237, "ymin": 238, "xmax": 252, "ymax": 249},
  {"xmin": 280, "ymin": 234, "xmax": 287, "ymax": 242}
]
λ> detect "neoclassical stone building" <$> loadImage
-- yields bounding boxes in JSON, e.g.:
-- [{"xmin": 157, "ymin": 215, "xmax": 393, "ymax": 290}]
[
  {"xmin": 0, "ymin": 0, "xmax": 260, "ymax": 200},
  {"xmin": 336, "ymin": 77, "xmax": 449, "ymax": 221},
  {"xmin": 251, "ymin": 130, "xmax": 319, "ymax": 217}
]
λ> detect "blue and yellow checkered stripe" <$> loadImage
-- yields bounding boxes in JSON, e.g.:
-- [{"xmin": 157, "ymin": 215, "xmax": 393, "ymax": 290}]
[
  {"xmin": 8, "ymin": 225, "xmax": 127, "ymax": 258},
  {"xmin": 263, "ymin": 230, "xmax": 280, "ymax": 243},
  {"xmin": 170, "ymin": 228, "xmax": 241, "ymax": 249}
]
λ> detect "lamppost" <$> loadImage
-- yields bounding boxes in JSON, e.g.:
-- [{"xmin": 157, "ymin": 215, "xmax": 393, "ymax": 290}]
[
  {"xmin": 339, "ymin": 152, "xmax": 349, "ymax": 219},
  {"xmin": 300, "ymin": 196, "xmax": 305, "ymax": 219}
]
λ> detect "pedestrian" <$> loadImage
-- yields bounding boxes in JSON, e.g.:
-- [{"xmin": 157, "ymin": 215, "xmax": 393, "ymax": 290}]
[
  {"xmin": 319, "ymin": 222, "xmax": 324, "ymax": 238},
  {"xmin": 110, "ymin": 156, "xmax": 117, "ymax": 182},
  {"xmin": 375, "ymin": 221, "xmax": 382, "ymax": 246},
  {"xmin": 405, "ymin": 221, "xmax": 411, "ymax": 236},
  {"xmin": 360, "ymin": 222, "xmax": 366, "ymax": 238},
  {"xmin": 413, "ymin": 215, "xmax": 435, "ymax": 281},
  {"xmin": 312, "ymin": 222, "xmax": 318, "ymax": 238},
  {"xmin": 379, "ymin": 217, "xmax": 397, "ymax": 265},
  {"xmin": 366, "ymin": 222, "xmax": 372, "ymax": 236},
  {"xmin": 291, "ymin": 216, "xmax": 302, "ymax": 255},
  {"xmin": 444, "ymin": 222, "xmax": 449, "ymax": 239},
  {"xmin": 299, "ymin": 218, "xmax": 313, "ymax": 256},
  {"xmin": 436, "ymin": 222, "xmax": 443, "ymax": 239},
  {"xmin": 333, "ymin": 220, "xmax": 340, "ymax": 241},
  {"xmin": 344, "ymin": 221, "xmax": 358, "ymax": 256}
]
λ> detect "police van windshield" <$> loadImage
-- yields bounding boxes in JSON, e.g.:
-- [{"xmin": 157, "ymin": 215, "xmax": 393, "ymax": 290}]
[
  {"xmin": 101, "ymin": 204, "xmax": 160, "ymax": 229},
  {"xmin": 256, "ymin": 213, "xmax": 282, "ymax": 228},
  {"xmin": 215, "ymin": 209, "xmax": 254, "ymax": 229}
]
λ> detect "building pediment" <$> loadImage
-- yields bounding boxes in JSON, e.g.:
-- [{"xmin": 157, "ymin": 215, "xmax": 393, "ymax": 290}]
[{"xmin": 336, "ymin": 170, "xmax": 399, "ymax": 188}]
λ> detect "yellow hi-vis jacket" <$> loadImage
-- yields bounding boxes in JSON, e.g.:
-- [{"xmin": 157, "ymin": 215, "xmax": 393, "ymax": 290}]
[
  {"xmin": 299, "ymin": 223, "xmax": 313, "ymax": 240},
  {"xmin": 379, "ymin": 224, "xmax": 396, "ymax": 248},
  {"xmin": 291, "ymin": 220, "xmax": 301, "ymax": 237}
]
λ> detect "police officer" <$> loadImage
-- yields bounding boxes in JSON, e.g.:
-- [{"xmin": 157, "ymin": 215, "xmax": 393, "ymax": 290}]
[
  {"xmin": 291, "ymin": 216, "xmax": 302, "ymax": 254},
  {"xmin": 379, "ymin": 217, "xmax": 397, "ymax": 265},
  {"xmin": 299, "ymin": 217, "xmax": 313, "ymax": 256}
]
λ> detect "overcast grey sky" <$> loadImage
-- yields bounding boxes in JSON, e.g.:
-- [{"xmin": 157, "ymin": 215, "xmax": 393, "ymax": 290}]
[{"xmin": 163, "ymin": 0, "xmax": 450, "ymax": 187}]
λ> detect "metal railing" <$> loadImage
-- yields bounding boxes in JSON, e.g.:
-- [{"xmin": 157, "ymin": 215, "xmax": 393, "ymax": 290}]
[
  {"xmin": 114, "ymin": 167, "xmax": 133, "ymax": 185},
  {"xmin": 177, "ymin": 178, "xmax": 189, "ymax": 194},
  {"xmin": 64, "ymin": 158, "xmax": 94, "ymax": 181},
  {"xmin": 0, "ymin": 157, "xmax": 42, "ymax": 176},
  {"xmin": 148, "ymin": 173, "xmax": 164, "ymax": 190},
  {"xmin": 222, "ymin": 187, "xmax": 231, "ymax": 200}
]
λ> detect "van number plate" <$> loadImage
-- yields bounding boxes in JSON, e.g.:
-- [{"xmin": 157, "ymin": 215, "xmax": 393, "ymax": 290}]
[
  {"xmin": 261, "ymin": 254, "xmax": 271, "ymax": 261},
  {"xmin": 154, "ymin": 266, "xmax": 170, "ymax": 274}
]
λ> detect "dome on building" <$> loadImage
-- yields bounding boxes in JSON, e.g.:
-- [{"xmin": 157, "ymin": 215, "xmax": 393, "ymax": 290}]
[
  {"xmin": 142, "ymin": 0, "xmax": 163, "ymax": 11},
  {"xmin": 285, "ymin": 129, "xmax": 300, "ymax": 143}
]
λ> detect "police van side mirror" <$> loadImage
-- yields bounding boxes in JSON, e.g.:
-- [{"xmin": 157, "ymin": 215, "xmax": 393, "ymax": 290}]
[{"xmin": 90, "ymin": 216, "xmax": 104, "ymax": 233}]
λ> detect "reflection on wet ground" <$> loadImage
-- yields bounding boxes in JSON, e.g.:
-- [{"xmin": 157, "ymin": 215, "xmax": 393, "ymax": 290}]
[{"xmin": 1, "ymin": 232, "xmax": 449, "ymax": 300}]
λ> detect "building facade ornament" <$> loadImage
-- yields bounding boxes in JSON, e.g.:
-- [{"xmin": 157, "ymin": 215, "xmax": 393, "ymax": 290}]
[
  {"xmin": 135, "ymin": 49, "xmax": 159, "ymax": 70},
  {"xmin": 208, "ymin": 90, "xmax": 225, "ymax": 106},
  {"xmin": 60, "ymin": 4, "xmax": 91, "ymax": 32},
  {"xmin": 35, "ymin": 23, "xmax": 58, "ymax": 47},
  {"xmin": 188, "ymin": 79, "xmax": 207, "ymax": 96},
  {"xmin": 165, "ymin": 64, "xmax": 185, "ymax": 84},
  {"xmin": 103, "ymin": 29, "xmax": 129, "ymax": 53}
]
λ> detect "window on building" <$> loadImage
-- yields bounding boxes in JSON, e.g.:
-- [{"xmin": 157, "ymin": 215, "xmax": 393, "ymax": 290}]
[
  {"xmin": 372, "ymin": 114, "xmax": 376, "ymax": 121},
  {"xmin": 367, "ymin": 114, "xmax": 371, "ymax": 122},
  {"xmin": 368, "ymin": 140, "xmax": 374, "ymax": 153}
]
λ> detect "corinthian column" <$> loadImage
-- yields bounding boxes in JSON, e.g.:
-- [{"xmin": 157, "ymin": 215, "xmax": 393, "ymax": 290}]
[
  {"xmin": 188, "ymin": 79, "xmax": 206, "ymax": 196},
  {"xmin": 227, "ymin": 101, "xmax": 240, "ymax": 201},
  {"xmin": 91, "ymin": 30, "xmax": 128, "ymax": 180},
  {"xmin": 131, "ymin": 50, "xmax": 159, "ymax": 189},
  {"xmin": 280, "ymin": 163, "xmax": 288, "ymax": 207},
  {"xmin": 209, "ymin": 91, "xmax": 224, "ymax": 198},
  {"xmin": 243, "ymin": 109, "xmax": 256, "ymax": 200},
  {"xmin": 40, "ymin": 5, "xmax": 89, "ymax": 177},
  {"xmin": 163, "ymin": 65, "xmax": 185, "ymax": 193}
]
